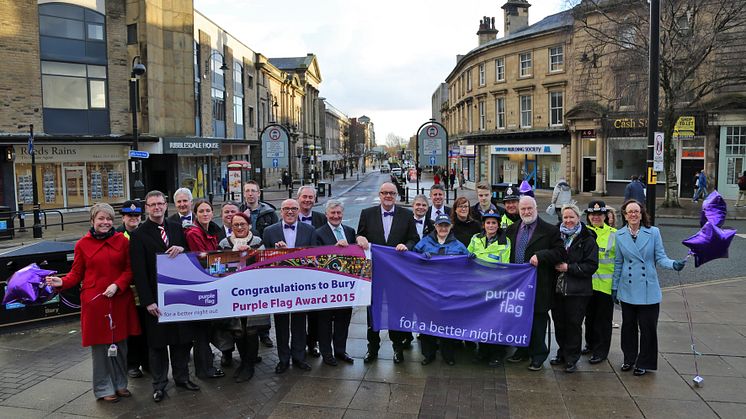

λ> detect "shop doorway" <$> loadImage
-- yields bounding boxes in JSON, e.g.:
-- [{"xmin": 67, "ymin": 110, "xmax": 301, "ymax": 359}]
[
  {"xmin": 64, "ymin": 166, "xmax": 88, "ymax": 208},
  {"xmin": 583, "ymin": 158, "xmax": 596, "ymax": 192},
  {"xmin": 680, "ymin": 159, "xmax": 704, "ymax": 197},
  {"xmin": 523, "ymin": 157, "xmax": 537, "ymax": 185}
]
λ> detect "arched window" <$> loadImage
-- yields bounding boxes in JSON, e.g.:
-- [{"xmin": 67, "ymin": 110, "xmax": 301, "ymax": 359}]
[
  {"xmin": 233, "ymin": 61, "xmax": 244, "ymax": 138},
  {"xmin": 211, "ymin": 50, "xmax": 226, "ymax": 137},
  {"xmin": 39, "ymin": 2, "xmax": 109, "ymax": 135}
]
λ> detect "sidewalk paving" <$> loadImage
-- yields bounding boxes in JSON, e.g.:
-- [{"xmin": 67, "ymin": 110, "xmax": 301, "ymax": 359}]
[{"xmin": 1, "ymin": 277, "xmax": 744, "ymax": 417}]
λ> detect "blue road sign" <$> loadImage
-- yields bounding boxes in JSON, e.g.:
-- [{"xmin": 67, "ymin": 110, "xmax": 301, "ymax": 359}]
[
  {"xmin": 272, "ymin": 158, "xmax": 279, "ymax": 168},
  {"xmin": 429, "ymin": 156, "xmax": 436, "ymax": 165},
  {"xmin": 129, "ymin": 150, "xmax": 150, "ymax": 159}
]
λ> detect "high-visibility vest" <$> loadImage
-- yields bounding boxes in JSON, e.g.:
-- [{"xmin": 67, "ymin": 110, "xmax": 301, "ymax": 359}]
[
  {"xmin": 588, "ymin": 224, "xmax": 616, "ymax": 294},
  {"xmin": 467, "ymin": 234, "xmax": 512, "ymax": 264},
  {"xmin": 500, "ymin": 214, "xmax": 514, "ymax": 230}
]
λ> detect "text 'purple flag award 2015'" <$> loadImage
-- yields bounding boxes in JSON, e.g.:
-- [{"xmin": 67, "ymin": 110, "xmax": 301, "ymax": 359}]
[
  {"xmin": 156, "ymin": 245, "xmax": 371, "ymax": 322},
  {"xmin": 370, "ymin": 245, "xmax": 536, "ymax": 346}
]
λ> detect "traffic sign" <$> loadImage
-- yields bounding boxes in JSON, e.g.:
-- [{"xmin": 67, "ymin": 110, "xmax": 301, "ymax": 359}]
[
  {"xmin": 272, "ymin": 158, "xmax": 279, "ymax": 168},
  {"xmin": 129, "ymin": 150, "xmax": 150, "ymax": 159},
  {"xmin": 429, "ymin": 156, "xmax": 436, "ymax": 165}
]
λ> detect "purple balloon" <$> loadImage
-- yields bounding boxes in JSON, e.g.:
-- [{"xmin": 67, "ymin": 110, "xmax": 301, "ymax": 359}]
[
  {"xmin": 1, "ymin": 263, "xmax": 57, "ymax": 305},
  {"xmin": 519, "ymin": 180, "xmax": 534, "ymax": 197},
  {"xmin": 682, "ymin": 222, "xmax": 737, "ymax": 267},
  {"xmin": 700, "ymin": 190, "xmax": 727, "ymax": 227}
]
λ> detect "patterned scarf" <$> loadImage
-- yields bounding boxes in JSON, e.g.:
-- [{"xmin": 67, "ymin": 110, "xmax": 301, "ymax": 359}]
[{"xmin": 559, "ymin": 223, "xmax": 581, "ymax": 249}]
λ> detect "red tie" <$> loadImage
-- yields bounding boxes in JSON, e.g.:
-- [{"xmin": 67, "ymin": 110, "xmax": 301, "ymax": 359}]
[{"xmin": 158, "ymin": 225, "xmax": 169, "ymax": 247}]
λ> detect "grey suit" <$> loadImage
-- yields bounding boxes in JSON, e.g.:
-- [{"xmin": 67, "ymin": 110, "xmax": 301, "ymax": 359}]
[{"xmin": 263, "ymin": 221, "xmax": 315, "ymax": 365}]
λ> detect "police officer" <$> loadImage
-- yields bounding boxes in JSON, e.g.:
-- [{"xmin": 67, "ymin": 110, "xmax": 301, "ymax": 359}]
[
  {"xmin": 582, "ymin": 200, "xmax": 617, "ymax": 364},
  {"xmin": 500, "ymin": 187, "xmax": 521, "ymax": 229}
]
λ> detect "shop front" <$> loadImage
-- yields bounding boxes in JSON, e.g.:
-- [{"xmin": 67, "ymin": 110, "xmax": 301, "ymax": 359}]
[
  {"xmin": 459, "ymin": 144, "xmax": 476, "ymax": 186},
  {"xmin": 162, "ymin": 137, "xmax": 221, "ymax": 200},
  {"xmin": 13, "ymin": 143, "xmax": 130, "ymax": 209},
  {"xmin": 489, "ymin": 144, "xmax": 564, "ymax": 189}
]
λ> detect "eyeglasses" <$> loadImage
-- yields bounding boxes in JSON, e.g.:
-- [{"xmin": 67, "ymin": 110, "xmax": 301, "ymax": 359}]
[
  {"xmin": 232, "ymin": 222, "xmax": 249, "ymax": 228},
  {"xmin": 146, "ymin": 202, "xmax": 167, "ymax": 207},
  {"xmin": 281, "ymin": 207, "xmax": 299, "ymax": 212},
  {"xmin": 379, "ymin": 191, "xmax": 396, "ymax": 196},
  {"xmin": 457, "ymin": 205, "xmax": 470, "ymax": 209}
]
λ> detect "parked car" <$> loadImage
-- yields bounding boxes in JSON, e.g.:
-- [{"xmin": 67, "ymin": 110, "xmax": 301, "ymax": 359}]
[{"xmin": 381, "ymin": 163, "xmax": 390, "ymax": 173}]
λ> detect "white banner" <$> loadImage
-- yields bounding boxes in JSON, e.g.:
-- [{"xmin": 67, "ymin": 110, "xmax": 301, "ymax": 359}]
[{"xmin": 156, "ymin": 246, "xmax": 371, "ymax": 322}]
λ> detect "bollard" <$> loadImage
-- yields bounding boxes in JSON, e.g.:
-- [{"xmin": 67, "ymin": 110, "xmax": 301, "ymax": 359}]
[
  {"xmin": 208, "ymin": 192, "xmax": 214, "ymax": 206},
  {"xmin": 328, "ymin": 183, "xmax": 332, "ymax": 197},
  {"xmin": 32, "ymin": 203, "xmax": 42, "ymax": 239},
  {"xmin": 18, "ymin": 203, "xmax": 26, "ymax": 232},
  {"xmin": 454, "ymin": 188, "xmax": 458, "ymax": 200}
]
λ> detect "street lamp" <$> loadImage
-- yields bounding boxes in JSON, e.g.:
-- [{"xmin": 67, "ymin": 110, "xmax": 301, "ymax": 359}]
[
  {"xmin": 130, "ymin": 55, "xmax": 146, "ymax": 199},
  {"xmin": 18, "ymin": 123, "xmax": 42, "ymax": 238}
]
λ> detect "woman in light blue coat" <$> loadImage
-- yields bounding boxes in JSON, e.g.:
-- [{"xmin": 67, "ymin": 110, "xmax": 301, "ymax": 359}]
[{"xmin": 612, "ymin": 200, "xmax": 685, "ymax": 376}]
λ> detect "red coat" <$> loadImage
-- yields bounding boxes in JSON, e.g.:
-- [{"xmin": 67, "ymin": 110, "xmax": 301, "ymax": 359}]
[
  {"xmin": 184, "ymin": 223, "xmax": 220, "ymax": 252},
  {"xmin": 61, "ymin": 232, "xmax": 140, "ymax": 346}
]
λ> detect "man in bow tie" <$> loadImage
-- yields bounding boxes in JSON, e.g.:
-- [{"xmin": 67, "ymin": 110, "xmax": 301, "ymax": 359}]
[
  {"xmin": 425, "ymin": 184, "xmax": 451, "ymax": 222},
  {"xmin": 296, "ymin": 185, "xmax": 328, "ymax": 358},
  {"xmin": 412, "ymin": 194, "xmax": 434, "ymax": 239},
  {"xmin": 168, "ymin": 188, "xmax": 194, "ymax": 227},
  {"xmin": 356, "ymin": 182, "xmax": 419, "ymax": 365},
  {"xmin": 262, "ymin": 199, "xmax": 316, "ymax": 374}
]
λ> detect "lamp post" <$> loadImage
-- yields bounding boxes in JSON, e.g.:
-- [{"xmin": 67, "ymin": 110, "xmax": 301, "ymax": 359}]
[
  {"xmin": 130, "ymin": 56, "xmax": 146, "ymax": 199},
  {"xmin": 22, "ymin": 124, "xmax": 42, "ymax": 238}
]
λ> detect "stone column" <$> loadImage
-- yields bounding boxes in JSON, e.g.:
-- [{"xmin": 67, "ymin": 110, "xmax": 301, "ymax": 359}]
[{"xmin": 594, "ymin": 132, "xmax": 606, "ymax": 195}]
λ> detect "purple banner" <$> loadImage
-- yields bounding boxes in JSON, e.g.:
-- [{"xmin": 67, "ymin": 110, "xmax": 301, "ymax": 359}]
[
  {"xmin": 370, "ymin": 245, "xmax": 536, "ymax": 346},
  {"xmin": 163, "ymin": 289, "xmax": 217, "ymax": 307}
]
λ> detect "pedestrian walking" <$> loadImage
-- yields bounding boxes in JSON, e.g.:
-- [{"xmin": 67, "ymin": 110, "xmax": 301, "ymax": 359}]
[
  {"xmin": 45, "ymin": 203, "xmax": 141, "ymax": 403},
  {"xmin": 693, "ymin": 170, "xmax": 708, "ymax": 202},
  {"xmin": 612, "ymin": 200, "xmax": 686, "ymax": 376},
  {"xmin": 550, "ymin": 179, "xmax": 572, "ymax": 223},
  {"xmin": 433, "ymin": 172, "xmax": 441, "ymax": 185},
  {"xmin": 582, "ymin": 201, "xmax": 617, "ymax": 364},
  {"xmin": 623, "ymin": 175, "xmax": 646, "ymax": 206},
  {"xmin": 449, "ymin": 170, "xmax": 456, "ymax": 190},
  {"xmin": 459, "ymin": 170, "xmax": 466, "ymax": 190},
  {"xmin": 736, "ymin": 171, "xmax": 746, "ymax": 207},
  {"xmin": 550, "ymin": 203, "xmax": 598, "ymax": 373}
]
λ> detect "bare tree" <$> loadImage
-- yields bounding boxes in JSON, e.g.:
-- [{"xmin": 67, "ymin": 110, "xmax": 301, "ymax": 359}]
[
  {"xmin": 384, "ymin": 133, "xmax": 407, "ymax": 157},
  {"xmin": 572, "ymin": 0, "xmax": 746, "ymax": 207}
]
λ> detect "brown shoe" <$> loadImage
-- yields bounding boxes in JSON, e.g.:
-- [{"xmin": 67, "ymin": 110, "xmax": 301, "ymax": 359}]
[
  {"xmin": 99, "ymin": 395, "xmax": 120, "ymax": 403},
  {"xmin": 116, "ymin": 389, "xmax": 131, "ymax": 397}
]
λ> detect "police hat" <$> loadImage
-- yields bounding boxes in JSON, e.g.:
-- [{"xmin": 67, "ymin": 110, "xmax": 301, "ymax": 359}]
[
  {"xmin": 434, "ymin": 214, "xmax": 452, "ymax": 225},
  {"xmin": 503, "ymin": 185, "xmax": 520, "ymax": 202},
  {"xmin": 481, "ymin": 209, "xmax": 501, "ymax": 221},
  {"xmin": 585, "ymin": 200, "xmax": 608, "ymax": 214},
  {"xmin": 120, "ymin": 200, "xmax": 143, "ymax": 215}
]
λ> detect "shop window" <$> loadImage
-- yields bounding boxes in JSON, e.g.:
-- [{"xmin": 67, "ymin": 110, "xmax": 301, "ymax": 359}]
[
  {"xmin": 520, "ymin": 95, "xmax": 532, "ymax": 128},
  {"xmin": 607, "ymin": 137, "xmax": 647, "ymax": 181},
  {"xmin": 495, "ymin": 97, "xmax": 505, "ymax": 129},
  {"xmin": 519, "ymin": 52, "xmax": 532, "ymax": 77},
  {"xmin": 478, "ymin": 63, "xmax": 486, "ymax": 86},
  {"xmin": 495, "ymin": 57, "xmax": 505, "ymax": 82},
  {"xmin": 549, "ymin": 46, "xmax": 564, "ymax": 72},
  {"xmin": 549, "ymin": 91, "xmax": 563, "ymax": 126},
  {"xmin": 726, "ymin": 127, "xmax": 746, "ymax": 184}
]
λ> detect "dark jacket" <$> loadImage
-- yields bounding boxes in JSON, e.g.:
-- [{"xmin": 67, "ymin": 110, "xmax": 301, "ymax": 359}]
[
  {"xmin": 559, "ymin": 224, "xmax": 599, "ymax": 297},
  {"xmin": 240, "ymin": 201, "xmax": 278, "ymax": 237},
  {"xmin": 262, "ymin": 220, "xmax": 315, "ymax": 249},
  {"xmin": 413, "ymin": 231, "xmax": 469, "ymax": 255},
  {"xmin": 506, "ymin": 218, "xmax": 565, "ymax": 313},
  {"xmin": 357, "ymin": 205, "xmax": 419, "ymax": 249},
  {"xmin": 624, "ymin": 179, "xmax": 646, "ymax": 204},
  {"xmin": 299, "ymin": 210, "xmax": 328, "ymax": 229},
  {"xmin": 312, "ymin": 223, "xmax": 356, "ymax": 246},
  {"xmin": 130, "ymin": 218, "xmax": 194, "ymax": 347},
  {"xmin": 425, "ymin": 205, "xmax": 452, "ymax": 221},
  {"xmin": 451, "ymin": 216, "xmax": 482, "ymax": 247}
]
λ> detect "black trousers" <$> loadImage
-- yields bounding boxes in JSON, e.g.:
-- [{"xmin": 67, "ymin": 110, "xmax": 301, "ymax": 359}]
[
  {"xmin": 317, "ymin": 307, "xmax": 352, "ymax": 357},
  {"xmin": 620, "ymin": 302, "xmax": 659, "ymax": 370},
  {"xmin": 366, "ymin": 306, "xmax": 407, "ymax": 353},
  {"xmin": 257, "ymin": 324, "xmax": 271, "ymax": 339},
  {"xmin": 126, "ymin": 306, "xmax": 149, "ymax": 371},
  {"xmin": 306, "ymin": 311, "xmax": 319, "ymax": 350},
  {"xmin": 192, "ymin": 321, "xmax": 218, "ymax": 378},
  {"xmin": 551, "ymin": 295, "xmax": 590, "ymax": 365},
  {"xmin": 274, "ymin": 312, "xmax": 307, "ymax": 364},
  {"xmin": 584, "ymin": 291, "xmax": 614, "ymax": 359},
  {"xmin": 235, "ymin": 323, "xmax": 259, "ymax": 371},
  {"xmin": 513, "ymin": 312, "xmax": 550, "ymax": 363},
  {"xmin": 421, "ymin": 335, "xmax": 458, "ymax": 362},
  {"xmin": 149, "ymin": 343, "xmax": 191, "ymax": 391}
]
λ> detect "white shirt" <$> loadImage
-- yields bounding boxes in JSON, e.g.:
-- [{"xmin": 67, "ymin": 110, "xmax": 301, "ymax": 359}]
[
  {"xmin": 414, "ymin": 216, "xmax": 426, "ymax": 238},
  {"xmin": 299, "ymin": 211, "xmax": 314, "ymax": 226},
  {"xmin": 429, "ymin": 205, "xmax": 445, "ymax": 222},
  {"xmin": 328, "ymin": 222, "xmax": 345, "ymax": 241},
  {"xmin": 282, "ymin": 221, "xmax": 298, "ymax": 248},
  {"xmin": 380, "ymin": 205, "xmax": 395, "ymax": 242}
]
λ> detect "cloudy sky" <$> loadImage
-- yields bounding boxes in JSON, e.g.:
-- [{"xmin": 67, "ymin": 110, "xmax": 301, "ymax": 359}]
[{"xmin": 194, "ymin": 0, "xmax": 566, "ymax": 144}]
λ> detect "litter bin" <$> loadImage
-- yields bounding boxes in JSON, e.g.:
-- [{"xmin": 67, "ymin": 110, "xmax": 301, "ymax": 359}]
[
  {"xmin": 0, "ymin": 206, "xmax": 12, "ymax": 240},
  {"xmin": 318, "ymin": 182, "xmax": 327, "ymax": 197}
]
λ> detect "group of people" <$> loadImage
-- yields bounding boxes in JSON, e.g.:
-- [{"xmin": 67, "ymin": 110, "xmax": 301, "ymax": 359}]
[{"xmin": 43, "ymin": 177, "xmax": 687, "ymax": 405}]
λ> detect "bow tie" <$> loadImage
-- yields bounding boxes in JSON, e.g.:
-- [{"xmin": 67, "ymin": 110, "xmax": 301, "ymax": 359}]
[
  {"xmin": 284, "ymin": 224, "xmax": 295, "ymax": 230},
  {"xmin": 301, "ymin": 216, "xmax": 313, "ymax": 222},
  {"xmin": 181, "ymin": 215, "xmax": 191, "ymax": 221},
  {"xmin": 383, "ymin": 211, "xmax": 395, "ymax": 217},
  {"xmin": 414, "ymin": 219, "xmax": 423, "ymax": 224}
]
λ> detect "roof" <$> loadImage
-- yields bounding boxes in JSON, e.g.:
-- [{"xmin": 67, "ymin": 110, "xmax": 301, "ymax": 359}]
[
  {"xmin": 470, "ymin": 9, "xmax": 574, "ymax": 55},
  {"xmin": 268, "ymin": 56, "xmax": 314, "ymax": 70}
]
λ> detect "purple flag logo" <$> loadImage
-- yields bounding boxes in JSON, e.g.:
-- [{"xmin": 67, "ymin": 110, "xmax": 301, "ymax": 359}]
[{"xmin": 163, "ymin": 289, "xmax": 218, "ymax": 307}]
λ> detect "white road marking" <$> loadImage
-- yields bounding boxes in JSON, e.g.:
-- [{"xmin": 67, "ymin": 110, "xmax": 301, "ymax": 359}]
[
  {"xmin": 736, "ymin": 233, "xmax": 746, "ymax": 239},
  {"xmin": 354, "ymin": 197, "xmax": 367, "ymax": 201}
]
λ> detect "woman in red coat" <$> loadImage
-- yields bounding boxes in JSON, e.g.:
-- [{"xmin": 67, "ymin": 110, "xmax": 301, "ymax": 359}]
[
  {"xmin": 184, "ymin": 199, "xmax": 226, "ymax": 379},
  {"xmin": 46, "ymin": 203, "xmax": 140, "ymax": 403}
]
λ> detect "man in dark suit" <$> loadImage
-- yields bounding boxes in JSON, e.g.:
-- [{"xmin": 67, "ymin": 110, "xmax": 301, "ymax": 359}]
[
  {"xmin": 130, "ymin": 190, "xmax": 199, "ymax": 402},
  {"xmin": 424, "ymin": 184, "xmax": 451, "ymax": 222},
  {"xmin": 297, "ymin": 185, "xmax": 327, "ymax": 358},
  {"xmin": 169, "ymin": 187, "xmax": 194, "ymax": 227},
  {"xmin": 356, "ymin": 182, "xmax": 419, "ymax": 364},
  {"xmin": 216, "ymin": 201, "xmax": 240, "ymax": 241},
  {"xmin": 311, "ymin": 199, "xmax": 357, "ymax": 366},
  {"xmin": 262, "ymin": 198, "xmax": 316, "ymax": 374},
  {"xmin": 505, "ymin": 196, "xmax": 565, "ymax": 371}
]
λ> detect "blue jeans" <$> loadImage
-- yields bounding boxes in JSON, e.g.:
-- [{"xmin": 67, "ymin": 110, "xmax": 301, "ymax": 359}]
[{"xmin": 693, "ymin": 187, "xmax": 707, "ymax": 201}]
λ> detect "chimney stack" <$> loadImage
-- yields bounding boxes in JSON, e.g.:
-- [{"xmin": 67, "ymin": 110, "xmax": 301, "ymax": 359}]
[
  {"xmin": 477, "ymin": 16, "xmax": 498, "ymax": 46},
  {"xmin": 502, "ymin": 0, "xmax": 531, "ymax": 36}
]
